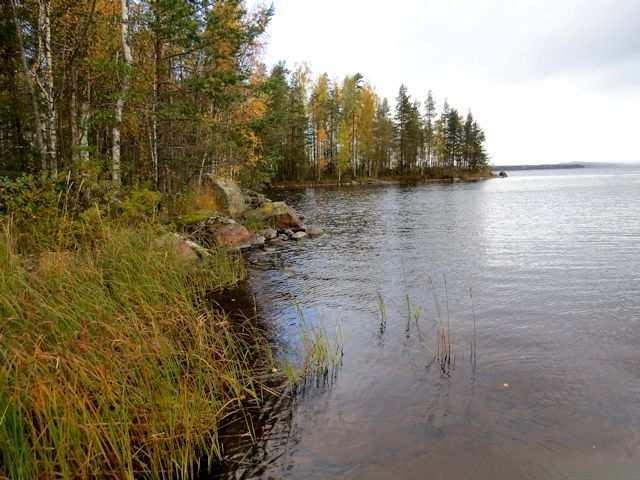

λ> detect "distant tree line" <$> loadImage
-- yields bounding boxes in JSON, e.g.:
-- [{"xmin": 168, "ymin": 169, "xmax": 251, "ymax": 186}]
[
  {"xmin": 261, "ymin": 67, "xmax": 489, "ymax": 182},
  {"xmin": 0, "ymin": 0, "xmax": 489, "ymax": 191}
]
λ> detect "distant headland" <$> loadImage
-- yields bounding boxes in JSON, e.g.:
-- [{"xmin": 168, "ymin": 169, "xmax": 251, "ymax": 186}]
[{"xmin": 492, "ymin": 162, "xmax": 632, "ymax": 171}]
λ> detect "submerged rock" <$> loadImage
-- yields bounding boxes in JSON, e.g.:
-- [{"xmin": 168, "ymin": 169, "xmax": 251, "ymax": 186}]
[
  {"xmin": 291, "ymin": 231, "xmax": 307, "ymax": 240},
  {"xmin": 249, "ymin": 234, "xmax": 266, "ymax": 247},
  {"xmin": 498, "ymin": 171, "xmax": 509, "ymax": 178},
  {"xmin": 305, "ymin": 225, "xmax": 324, "ymax": 237}
]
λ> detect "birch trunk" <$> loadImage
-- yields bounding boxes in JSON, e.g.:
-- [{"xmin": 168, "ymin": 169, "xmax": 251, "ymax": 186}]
[
  {"xmin": 10, "ymin": 0, "xmax": 47, "ymax": 175},
  {"xmin": 71, "ymin": 70, "xmax": 79, "ymax": 166},
  {"xmin": 79, "ymin": 96, "xmax": 90, "ymax": 165},
  {"xmin": 112, "ymin": 0, "xmax": 133, "ymax": 186},
  {"xmin": 39, "ymin": 0, "xmax": 57, "ymax": 176}
]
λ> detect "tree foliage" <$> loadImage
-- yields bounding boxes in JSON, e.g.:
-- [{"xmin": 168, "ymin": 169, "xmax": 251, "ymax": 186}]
[{"xmin": 0, "ymin": 1, "xmax": 489, "ymax": 189}]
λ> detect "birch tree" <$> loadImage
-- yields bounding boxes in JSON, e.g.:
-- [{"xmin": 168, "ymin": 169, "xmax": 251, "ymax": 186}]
[{"xmin": 112, "ymin": 0, "xmax": 132, "ymax": 186}]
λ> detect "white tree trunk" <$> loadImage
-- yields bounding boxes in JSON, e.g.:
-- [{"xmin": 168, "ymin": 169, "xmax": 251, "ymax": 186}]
[
  {"xmin": 39, "ymin": 0, "xmax": 57, "ymax": 176},
  {"xmin": 79, "ymin": 98, "xmax": 90, "ymax": 165},
  {"xmin": 10, "ymin": 0, "xmax": 47, "ymax": 174},
  {"xmin": 112, "ymin": 0, "xmax": 133, "ymax": 186}
]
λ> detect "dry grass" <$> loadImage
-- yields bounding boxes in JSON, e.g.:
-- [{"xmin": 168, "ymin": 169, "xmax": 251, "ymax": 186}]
[{"xmin": 0, "ymin": 223, "xmax": 283, "ymax": 479}]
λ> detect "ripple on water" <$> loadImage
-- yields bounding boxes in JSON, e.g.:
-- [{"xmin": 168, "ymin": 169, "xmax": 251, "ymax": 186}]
[{"xmin": 228, "ymin": 169, "xmax": 640, "ymax": 480}]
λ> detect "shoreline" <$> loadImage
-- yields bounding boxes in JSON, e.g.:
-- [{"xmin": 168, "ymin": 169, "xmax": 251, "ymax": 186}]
[{"xmin": 269, "ymin": 169, "xmax": 495, "ymax": 190}]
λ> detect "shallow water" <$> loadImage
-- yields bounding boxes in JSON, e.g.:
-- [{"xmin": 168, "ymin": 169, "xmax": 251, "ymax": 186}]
[{"xmin": 234, "ymin": 168, "xmax": 640, "ymax": 479}]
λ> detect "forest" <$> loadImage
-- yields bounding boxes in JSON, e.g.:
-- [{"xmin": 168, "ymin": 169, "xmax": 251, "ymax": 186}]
[{"xmin": 0, "ymin": 0, "xmax": 489, "ymax": 192}]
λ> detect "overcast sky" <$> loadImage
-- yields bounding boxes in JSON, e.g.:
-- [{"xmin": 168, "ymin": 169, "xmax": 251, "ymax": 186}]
[{"xmin": 252, "ymin": 0, "xmax": 640, "ymax": 165}]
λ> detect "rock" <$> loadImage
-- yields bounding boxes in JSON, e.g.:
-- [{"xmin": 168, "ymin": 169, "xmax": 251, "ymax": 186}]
[
  {"xmin": 249, "ymin": 234, "xmax": 266, "ymax": 247},
  {"xmin": 277, "ymin": 234, "xmax": 289, "ymax": 241},
  {"xmin": 259, "ymin": 228, "xmax": 278, "ymax": 240},
  {"xmin": 248, "ymin": 201, "xmax": 304, "ymax": 231},
  {"xmin": 203, "ymin": 175, "xmax": 247, "ymax": 217},
  {"xmin": 212, "ymin": 223, "xmax": 251, "ymax": 249},
  {"xmin": 498, "ymin": 171, "xmax": 508, "ymax": 178},
  {"xmin": 291, "ymin": 231, "xmax": 307, "ymax": 240},
  {"xmin": 242, "ymin": 188, "xmax": 269, "ymax": 209},
  {"xmin": 282, "ymin": 228, "xmax": 294, "ymax": 238},
  {"xmin": 306, "ymin": 225, "xmax": 324, "ymax": 237},
  {"xmin": 156, "ymin": 233, "xmax": 208, "ymax": 263}
]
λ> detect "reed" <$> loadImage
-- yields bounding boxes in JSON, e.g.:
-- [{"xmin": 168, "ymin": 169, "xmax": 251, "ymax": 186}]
[
  {"xmin": 376, "ymin": 292, "xmax": 387, "ymax": 335},
  {"xmin": 426, "ymin": 275, "xmax": 455, "ymax": 376}
]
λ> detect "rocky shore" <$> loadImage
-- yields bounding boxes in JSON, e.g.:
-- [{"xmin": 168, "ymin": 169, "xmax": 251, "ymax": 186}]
[{"xmin": 168, "ymin": 176, "xmax": 323, "ymax": 260}]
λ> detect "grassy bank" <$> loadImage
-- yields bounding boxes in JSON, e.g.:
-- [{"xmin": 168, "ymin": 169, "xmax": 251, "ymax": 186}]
[
  {"xmin": 0, "ymin": 222, "xmax": 285, "ymax": 478},
  {"xmin": 270, "ymin": 167, "xmax": 494, "ymax": 189},
  {"xmin": 0, "ymin": 177, "xmax": 288, "ymax": 478}
]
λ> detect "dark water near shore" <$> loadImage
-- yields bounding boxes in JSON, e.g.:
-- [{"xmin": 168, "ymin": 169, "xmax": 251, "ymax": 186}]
[{"xmin": 236, "ymin": 168, "xmax": 640, "ymax": 479}]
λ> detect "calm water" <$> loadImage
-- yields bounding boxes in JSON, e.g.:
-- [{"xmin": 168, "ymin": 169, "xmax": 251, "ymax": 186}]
[{"xmin": 235, "ymin": 168, "xmax": 640, "ymax": 479}]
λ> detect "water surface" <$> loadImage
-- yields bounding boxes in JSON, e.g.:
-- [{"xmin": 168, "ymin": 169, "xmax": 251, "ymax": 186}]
[{"xmin": 238, "ymin": 168, "xmax": 640, "ymax": 479}]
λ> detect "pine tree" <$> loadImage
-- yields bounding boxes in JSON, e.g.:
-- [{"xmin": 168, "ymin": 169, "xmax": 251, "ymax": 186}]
[
  {"xmin": 424, "ymin": 90, "xmax": 436, "ymax": 169},
  {"xmin": 373, "ymin": 98, "xmax": 393, "ymax": 175},
  {"xmin": 394, "ymin": 84, "xmax": 411, "ymax": 174}
]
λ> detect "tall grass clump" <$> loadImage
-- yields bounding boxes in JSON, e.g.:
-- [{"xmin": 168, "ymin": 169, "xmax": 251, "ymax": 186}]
[{"xmin": 0, "ymin": 222, "xmax": 279, "ymax": 479}]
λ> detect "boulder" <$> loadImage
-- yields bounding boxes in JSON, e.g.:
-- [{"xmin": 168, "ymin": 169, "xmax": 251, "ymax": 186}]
[
  {"xmin": 259, "ymin": 228, "xmax": 278, "ymax": 240},
  {"xmin": 203, "ymin": 175, "xmax": 247, "ymax": 217},
  {"xmin": 156, "ymin": 233, "xmax": 208, "ymax": 263},
  {"xmin": 212, "ymin": 223, "xmax": 251, "ymax": 249},
  {"xmin": 249, "ymin": 201, "xmax": 304, "ymax": 231},
  {"xmin": 291, "ymin": 231, "xmax": 307, "ymax": 240},
  {"xmin": 242, "ymin": 188, "xmax": 269, "ymax": 209},
  {"xmin": 249, "ymin": 234, "xmax": 266, "ymax": 247},
  {"xmin": 498, "ymin": 171, "xmax": 508, "ymax": 178},
  {"xmin": 306, "ymin": 225, "xmax": 324, "ymax": 237}
]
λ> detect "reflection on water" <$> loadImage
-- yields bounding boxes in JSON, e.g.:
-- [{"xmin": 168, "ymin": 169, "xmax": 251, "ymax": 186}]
[{"xmin": 222, "ymin": 168, "xmax": 640, "ymax": 479}]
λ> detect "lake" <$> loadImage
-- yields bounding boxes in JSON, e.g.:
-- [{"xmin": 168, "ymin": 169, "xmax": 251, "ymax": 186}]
[{"xmin": 232, "ymin": 167, "xmax": 640, "ymax": 479}]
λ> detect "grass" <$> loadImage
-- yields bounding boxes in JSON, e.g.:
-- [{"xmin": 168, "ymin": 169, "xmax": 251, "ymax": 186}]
[
  {"xmin": 0, "ymin": 175, "xmax": 345, "ymax": 478},
  {"xmin": 0, "ymin": 221, "xmax": 285, "ymax": 479}
]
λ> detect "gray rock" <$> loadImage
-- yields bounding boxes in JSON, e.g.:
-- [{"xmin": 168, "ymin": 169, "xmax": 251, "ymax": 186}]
[
  {"xmin": 259, "ymin": 228, "xmax": 278, "ymax": 240},
  {"xmin": 212, "ymin": 223, "xmax": 252, "ymax": 248},
  {"xmin": 291, "ymin": 231, "xmax": 307, "ymax": 240},
  {"xmin": 306, "ymin": 225, "xmax": 324, "ymax": 237},
  {"xmin": 203, "ymin": 175, "xmax": 247, "ymax": 217},
  {"xmin": 155, "ymin": 233, "xmax": 209, "ymax": 263},
  {"xmin": 246, "ymin": 201, "xmax": 304, "ymax": 230},
  {"xmin": 277, "ymin": 234, "xmax": 289, "ymax": 241},
  {"xmin": 242, "ymin": 188, "xmax": 269, "ymax": 209},
  {"xmin": 250, "ymin": 234, "xmax": 266, "ymax": 247}
]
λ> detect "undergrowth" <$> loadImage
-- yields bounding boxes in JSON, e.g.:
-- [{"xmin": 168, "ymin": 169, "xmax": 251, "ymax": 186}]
[{"xmin": 0, "ymin": 175, "xmax": 337, "ymax": 479}]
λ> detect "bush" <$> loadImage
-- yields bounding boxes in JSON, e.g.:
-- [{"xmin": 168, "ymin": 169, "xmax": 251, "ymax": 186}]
[
  {"xmin": 0, "ymin": 176, "xmax": 164, "ymax": 252},
  {"xmin": 120, "ymin": 187, "xmax": 161, "ymax": 224}
]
